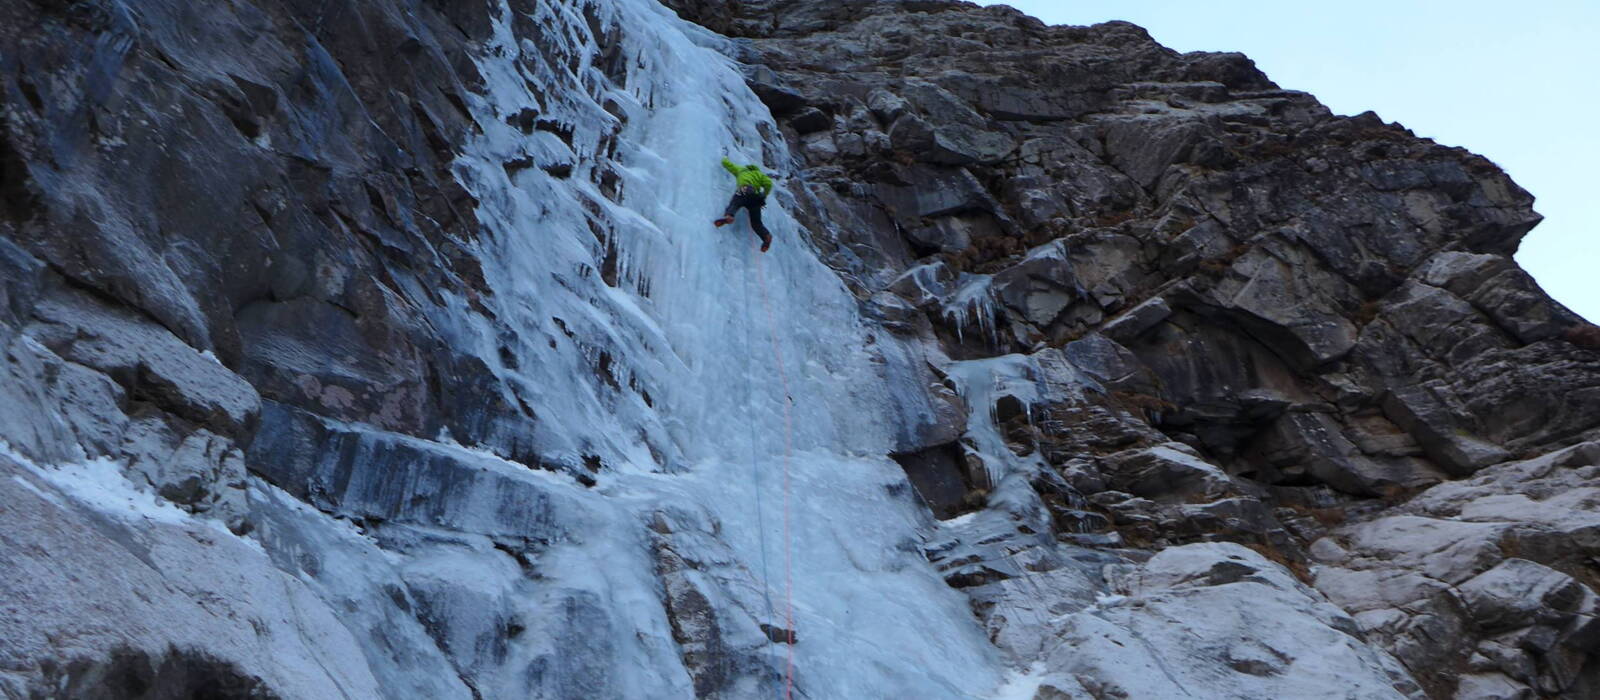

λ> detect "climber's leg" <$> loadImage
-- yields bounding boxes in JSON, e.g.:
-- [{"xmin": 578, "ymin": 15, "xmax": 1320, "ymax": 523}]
[
  {"xmin": 748, "ymin": 199, "xmax": 773, "ymax": 252},
  {"xmin": 713, "ymin": 193, "xmax": 739, "ymax": 227}
]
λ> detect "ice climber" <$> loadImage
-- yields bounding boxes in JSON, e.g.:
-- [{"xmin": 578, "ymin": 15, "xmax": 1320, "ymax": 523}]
[{"xmin": 713, "ymin": 157, "xmax": 775, "ymax": 252}]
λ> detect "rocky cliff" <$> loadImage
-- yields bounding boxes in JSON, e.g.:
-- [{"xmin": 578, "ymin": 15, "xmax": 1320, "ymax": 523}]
[
  {"xmin": 670, "ymin": 3, "xmax": 1600, "ymax": 695},
  {"xmin": 3, "ymin": 0, "xmax": 1598, "ymax": 698}
]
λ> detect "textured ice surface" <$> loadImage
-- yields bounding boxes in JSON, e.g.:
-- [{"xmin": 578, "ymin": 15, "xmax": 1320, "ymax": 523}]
[
  {"xmin": 0, "ymin": 0, "xmax": 1426, "ymax": 697},
  {"xmin": 393, "ymin": 0, "xmax": 1007, "ymax": 695}
]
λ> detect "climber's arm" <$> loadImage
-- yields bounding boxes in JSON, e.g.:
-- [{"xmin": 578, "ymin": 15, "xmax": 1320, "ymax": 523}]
[{"xmin": 721, "ymin": 158, "xmax": 742, "ymax": 176}]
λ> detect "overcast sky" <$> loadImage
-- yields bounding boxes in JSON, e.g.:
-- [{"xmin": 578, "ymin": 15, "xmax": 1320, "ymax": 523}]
[{"xmin": 975, "ymin": 0, "xmax": 1598, "ymax": 322}]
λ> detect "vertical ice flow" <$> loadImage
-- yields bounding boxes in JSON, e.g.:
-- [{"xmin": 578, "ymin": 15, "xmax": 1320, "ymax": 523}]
[{"xmin": 434, "ymin": 0, "xmax": 1008, "ymax": 696}]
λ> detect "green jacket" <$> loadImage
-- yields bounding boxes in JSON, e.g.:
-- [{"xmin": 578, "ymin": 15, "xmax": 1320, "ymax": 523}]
[{"xmin": 721, "ymin": 158, "xmax": 774, "ymax": 196}]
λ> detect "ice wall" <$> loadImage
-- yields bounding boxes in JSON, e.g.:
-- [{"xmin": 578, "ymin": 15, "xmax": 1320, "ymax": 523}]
[
  {"xmin": 299, "ymin": 0, "xmax": 1012, "ymax": 695},
  {"xmin": 0, "ymin": 0, "xmax": 1005, "ymax": 694}
]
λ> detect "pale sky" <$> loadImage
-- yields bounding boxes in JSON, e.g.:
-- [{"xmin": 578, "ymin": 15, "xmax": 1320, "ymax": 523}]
[{"xmin": 976, "ymin": 1, "xmax": 1598, "ymax": 322}]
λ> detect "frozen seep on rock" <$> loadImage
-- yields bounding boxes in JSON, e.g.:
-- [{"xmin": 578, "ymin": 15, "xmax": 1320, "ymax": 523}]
[{"xmin": 2, "ymin": 0, "xmax": 1598, "ymax": 698}]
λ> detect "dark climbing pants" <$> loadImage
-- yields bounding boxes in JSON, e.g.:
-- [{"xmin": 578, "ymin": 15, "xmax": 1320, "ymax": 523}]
[{"xmin": 724, "ymin": 188, "xmax": 770, "ymax": 242}]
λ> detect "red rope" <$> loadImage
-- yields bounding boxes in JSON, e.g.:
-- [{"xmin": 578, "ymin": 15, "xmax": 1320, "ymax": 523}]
[{"xmin": 752, "ymin": 241, "xmax": 796, "ymax": 699}]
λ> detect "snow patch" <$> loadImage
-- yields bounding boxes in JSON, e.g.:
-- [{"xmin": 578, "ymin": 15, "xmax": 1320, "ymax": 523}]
[
  {"xmin": 989, "ymin": 662, "xmax": 1049, "ymax": 700},
  {"xmin": 2, "ymin": 441, "xmax": 189, "ymax": 526}
]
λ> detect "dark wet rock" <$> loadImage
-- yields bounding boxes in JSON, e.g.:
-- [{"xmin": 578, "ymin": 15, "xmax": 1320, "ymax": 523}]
[
  {"xmin": 0, "ymin": 0, "xmax": 514, "ymax": 453},
  {"xmin": 1100, "ymin": 443, "xmax": 1239, "ymax": 502},
  {"xmin": 892, "ymin": 441, "xmax": 979, "ymax": 520},
  {"xmin": 28, "ymin": 645, "xmax": 281, "ymax": 700},
  {"xmin": 759, "ymin": 624, "xmax": 798, "ymax": 645},
  {"xmin": 787, "ymin": 106, "xmax": 831, "ymax": 134}
]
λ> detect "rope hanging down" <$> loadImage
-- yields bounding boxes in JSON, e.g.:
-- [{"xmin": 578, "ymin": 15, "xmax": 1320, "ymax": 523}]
[
  {"xmin": 752, "ymin": 241, "xmax": 797, "ymax": 700},
  {"xmin": 743, "ymin": 242, "xmax": 779, "ymax": 697}
]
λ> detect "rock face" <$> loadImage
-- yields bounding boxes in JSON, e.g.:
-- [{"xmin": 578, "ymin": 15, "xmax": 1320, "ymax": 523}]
[
  {"xmin": 660, "ymin": 0, "xmax": 1600, "ymax": 696},
  {"xmin": 1013, "ymin": 543, "xmax": 1423, "ymax": 699},
  {"xmin": 2, "ymin": 0, "xmax": 1598, "ymax": 697},
  {"xmin": 1313, "ymin": 444, "xmax": 1600, "ymax": 698},
  {"xmin": 0, "ymin": 0, "xmax": 537, "ymax": 694},
  {"xmin": 693, "ymin": 0, "xmax": 1598, "ymax": 490}
]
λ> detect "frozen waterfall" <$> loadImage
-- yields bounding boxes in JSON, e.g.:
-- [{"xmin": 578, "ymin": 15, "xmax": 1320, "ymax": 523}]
[{"xmin": 384, "ymin": 0, "xmax": 1010, "ymax": 696}]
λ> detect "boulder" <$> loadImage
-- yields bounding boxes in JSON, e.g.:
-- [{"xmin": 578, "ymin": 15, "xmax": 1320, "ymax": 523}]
[
  {"xmin": 1100, "ymin": 443, "xmax": 1238, "ymax": 502},
  {"xmin": 29, "ymin": 292, "xmax": 260, "ymax": 438},
  {"xmin": 1249, "ymin": 411, "xmax": 1438, "ymax": 495},
  {"xmin": 1381, "ymin": 383, "xmax": 1510, "ymax": 477},
  {"xmin": 888, "ymin": 113, "xmax": 1015, "ymax": 166},
  {"xmin": 742, "ymin": 64, "xmax": 807, "ymax": 115},
  {"xmin": 1453, "ymin": 674, "xmax": 1534, "ymax": 700},
  {"xmin": 1096, "ymin": 115, "xmax": 1209, "ymax": 189},
  {"xmin": 906, "ymin": 212, "xmax": 1005, "ymax": 254},
  {"xmin": 866, "ymin": 88, "xmax": 910, "ymax": 123},
  {"xmin": 874, "ymin": 166, "xmax": 995, "ymax": 222},
  {"xmin": 991, "ymin": 246, "xmax": 1081, "ymax": 327},
  {"xmin": 1457, "ymin": 559, "xmax": 1585, "ymax": 632},
  {"xmin": 787, "ymin": 106, "xmax": 832, "ymax": 134},
  {"xmin": 1101, "ymin": 296, "xmax": 1171, "ymax": 344},
  {"xmin": 1206, "ymin": 245, "xmax": 1361, "ymax": 369}
]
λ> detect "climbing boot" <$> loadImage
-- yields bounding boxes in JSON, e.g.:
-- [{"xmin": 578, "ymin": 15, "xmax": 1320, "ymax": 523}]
[
  {"xmin": 759, "ymin": 233, "xmax": 773, "ymax": 252},
  {"xmin": 713, "ymin": 217, "xmax": 734, "ymax": 228}
]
